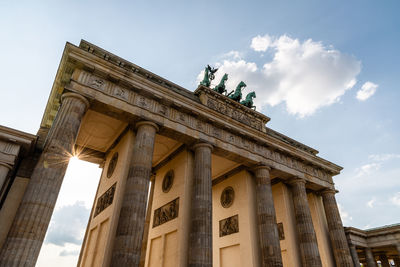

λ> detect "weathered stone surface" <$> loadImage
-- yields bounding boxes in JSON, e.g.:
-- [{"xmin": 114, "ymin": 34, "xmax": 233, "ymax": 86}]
[
  {"xmin": 365, "ymin": 247, "xmax": 377, "ymax": 267},
  {"xmin": 188, "ymin": 143, "xmax": 213, "ymax": 267},
  {"xmin": 139, "ymin": 176, "xmax": 155, "ymax": 267},
  {"xmin": 0, "ymin": 92, "xmax": 89, "ymax": 267},
  {"xmin": 253, "ymin": 165, "xmax": 283, "ymax": 267},
  {"xmin": 110, "ymin": 121, "xmax": 158, "ymax": 267},
  {"xmin": 321, "ymin": 189, "xmax": 353, "ymax": 266},
  {"xmin": 288, "ymin": 178, "xmax": 322, "ymax": 267},
  {"xmin": 347, "ymin": 241, "xmax": 360, "ymax": 267}
]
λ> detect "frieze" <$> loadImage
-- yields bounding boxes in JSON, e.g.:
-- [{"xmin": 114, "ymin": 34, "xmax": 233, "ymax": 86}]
[
  {"xmin": 203, "ymin": 93, "xmax": 267, "ymax": 132},
  {"xmin": 153, "ymin": 198, "xmax": 179, "ymax": 227},
  {"xmin": 75, "ymin": 70, "xmax": 334, "ymax": 183}
]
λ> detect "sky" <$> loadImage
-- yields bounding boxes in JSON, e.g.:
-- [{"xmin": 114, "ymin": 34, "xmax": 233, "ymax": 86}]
[{"xmin": 1, "ymin": 0, "xmax": 400, "ymax": 266}]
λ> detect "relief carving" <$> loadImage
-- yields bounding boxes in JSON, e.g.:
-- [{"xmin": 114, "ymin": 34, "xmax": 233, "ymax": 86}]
[
  {"xmin": 158, "ymin": 104, "xmax": 168, "ymax": 116},
  {"xmin": 219, "ymin": 214, "xmax": 239, "ymax": 237},
  {"xmin": 153, "ymin": 198, "xmax": 179, "ymax": 227},
  {"xmin": 221, "ymin": 186, "xmax": 235, "ymax": 208},
  {"xmin": 114, "ymin": 86, "xmax": 127, "ymax": 100},
  {"xmin": 94, "ymin": 183, "xmax": 116, "ymax": 217},
  {"xmin": 89, "ymin": 77, "xmax": 106, "ymax": 90},
  {"xmin": 162, "ymin": 170, "xmax": 174, "ymax": 193}
]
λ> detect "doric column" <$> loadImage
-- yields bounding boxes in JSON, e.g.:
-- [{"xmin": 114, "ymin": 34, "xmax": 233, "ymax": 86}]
[
  {"xmin": 139, "ymin": 175, "xmax": 155, "ymax": 267},
  {"xmin": 288, "ymin": 177, "xmax": 322, "ymax": 267},
  {"xmin": 253, "ymin": 165, "xmax": 283, "ymax": 267},
  {"xmin": 321, "ymin": 189, "xmax": 353, "ymax": 266},
  {"xmin": 188, "ymin": 143, "xmax": 213, "ymax": 267},
  {"xmin": 347, "ymin": 240, "xmax": 360, "ymax": 267},
  {"xmin": 0, "ymin": 162, "xmax": 12, "ymax": 191},
  {"xmin": 110, "ymin": 121, "xmax": 158, "ymax": 267},
  {"xmin": 365, "ymin": 247, "xmax": 377, "ymax": 267},
  {"xmin": 0, "ymin": 92, "xmax": 89, "ymax": 267}
]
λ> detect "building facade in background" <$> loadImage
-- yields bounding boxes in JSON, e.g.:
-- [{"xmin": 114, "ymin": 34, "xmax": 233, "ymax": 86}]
[{"xmin": 0, "ymin": 40, "xmax": 396, "ymax": 267}]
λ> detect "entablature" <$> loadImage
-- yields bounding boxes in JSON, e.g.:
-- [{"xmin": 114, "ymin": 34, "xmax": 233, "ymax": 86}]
[{"xmin": 41, "ymin": 40, "xmax": 343, "ymax": 188}]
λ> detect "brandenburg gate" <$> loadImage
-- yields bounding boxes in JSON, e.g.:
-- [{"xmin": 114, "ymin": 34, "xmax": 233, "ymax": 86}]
[{"xmin": 0, "ymin": 40, "xmax": 354, "ymax": 266}]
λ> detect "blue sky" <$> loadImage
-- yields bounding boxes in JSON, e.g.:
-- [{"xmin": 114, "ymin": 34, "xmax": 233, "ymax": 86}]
[{"xmin": 1, "ymin": 1, "xmax": 399, "ymax": 266}]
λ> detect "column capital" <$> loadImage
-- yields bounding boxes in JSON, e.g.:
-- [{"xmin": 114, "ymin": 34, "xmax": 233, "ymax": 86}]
[
  {"xmin": 61, "ymin": 92, "xmax": 90, "ymax": 110},
  {"xmin": 135, "ymin": 121, "xmax": 159, "ymax": 132},
  {"xmin": 320, "ymin": 188, "xmax": 338, "ymax": 196},
  {"xmin": 0, "ymin": 162, "xmax": 13, "ymax": 170},
  {"xmin": 252, "ymin": 163, "xmax": 272, "ymax": 171},
  {"xmin": 191, "ymin": 142, "xmax": 213, "ymax": 151},
  {"xmin": 286, "ymin": 177, "xmax": 306, "ymax": 186}
]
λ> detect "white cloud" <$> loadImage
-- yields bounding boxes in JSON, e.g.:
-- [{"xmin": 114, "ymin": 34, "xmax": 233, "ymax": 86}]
[
  {"xmin": 45, "ymin": 201, "xmax": 89, "ymax": 246},
  {"xmin": 36, "ymin": 243, "xmax": 81, "ymax": 267},
  {"xmin": 251, "ymin": 34, "xmax": 272, "ymax": 52},
  {"xmin": 368, "ymin": 153, "xmax": 400, "ymax": 162},
  {"xmin": 356, "ymin": 81, "xmax": 378, "ymax": 101},
  {"xmin": 338, "ymin": 203, "xmax": 352, "ymax": 225},
  {"xmin": 366, "ymin": 198, "xmax": 376, "ymax": 208},
  {"xmin": 200, "ymin": 34, "xmax": 361, "ymax": 117},
  {"xmin": 59, "ymin": 249, "xmax": 80, "ymax": 257},
  {"xmin": 222, "ymin": 50, "xmax": 242, "ymax": 60},
  {"xmin": 355, "ymin": 163, "xmax": 381, "ymax": 177},
  {"xmin": 390, "ymin": 192, "xmax": 400, "ymax": 206}
]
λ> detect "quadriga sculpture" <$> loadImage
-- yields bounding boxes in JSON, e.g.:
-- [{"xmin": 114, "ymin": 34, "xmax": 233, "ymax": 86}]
[
  {"xmin": 240, "ymin": 91, "xmax": 256, "ymax": 110},
  {"xmin": 200, "ymin": 65, "xmax": 218, "ymax": 87},
  {"xmin": 213, "ymin": 73, "xmax": 228, "ymax": 94},
  {"xmin": 227, "ymin": 81, "xmax": 246, "ymax": 102}
]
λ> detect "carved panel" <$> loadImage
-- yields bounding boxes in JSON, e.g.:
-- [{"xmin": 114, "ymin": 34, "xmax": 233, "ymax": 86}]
[
  {"xmin": 162, "ymin": 170, "xmax": 174, "ymax": 193},
  {"xmin": 220, "ymin": 186, "xmax": 235, "ymax": 208},
  {"xmin": 153, "ymin": 198, "xmax": 179, "ymax": 227},
  {"xmin": 219, "ymin": 214, "xmax": 239, "ymax": 237},
  {"xmin": 94, "ymin": 183, "xmax": 116, "ymax": 217}
]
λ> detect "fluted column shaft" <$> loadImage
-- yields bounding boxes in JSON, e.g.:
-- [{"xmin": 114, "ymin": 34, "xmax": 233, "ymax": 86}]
[
  {"xmin": 0, "ymin": 92, "xmax": 89, "ymax": 267},
  {"xmin": 188, "ymin": 143, "xmax": 213, "ymax": 267},
  {"xmin": 379, "ymin": 254, "xmax": 390, "ymax": 267},
  {"xmin": 348, "ymin": 242, "xmax": 360, "ymax": 267},
  {"xmin": 288, "ymin": 178, "xmax": 322, "ymax": 267},
  {"xmin": 253, "ymin": 165, "xmax": 283, "ymax": 267},
  {"xmin": 139, "ymin": 175, "xmax": 155, "ymax": 267},
  {"xmin": 321, "ymin": 189, "xmax": 353, "ymax": 266},
  {"xmin": 365, "ymin": 247, "xmax": 377, "ymax": 267},
  {"xmin": 111, "ymin": 121, "xmax": 158, "ymax": 267}
]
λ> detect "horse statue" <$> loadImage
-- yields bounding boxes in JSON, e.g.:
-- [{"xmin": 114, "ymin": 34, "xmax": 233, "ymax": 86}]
[
  {"xmin": 199, "ymin": 65, "xmax": 218, "ymax": 87},
  {"xmin": 240, "ymin": 91, "xmax": 256, "ymax": 110},
  {"xmin": 227, "ymin": 81, "xmax": 246, "ymax": 102},
  {"xmin": 213, "ymin": 73, "xmax": 228, "ymax": 94}
]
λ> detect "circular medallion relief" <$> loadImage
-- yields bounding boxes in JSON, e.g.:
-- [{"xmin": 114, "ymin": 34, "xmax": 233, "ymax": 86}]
[
  {"xmin": 162, "ymin": 170, "xmax": 174, "ymax": 193},
  {"xmin": 221, "ymin": 186, "xmax": 235, "ymax": 208},
  {"xmin": 107, "ymin": 152, "xmax": 118, "ymax": 178}
]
